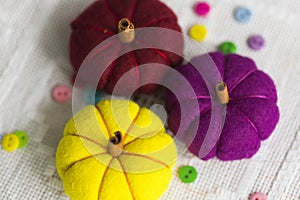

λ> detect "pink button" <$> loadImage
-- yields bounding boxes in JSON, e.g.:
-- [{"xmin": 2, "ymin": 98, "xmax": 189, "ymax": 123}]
[
  {"xmin": 195, "ymin": 2, "xmax": 210, "ymax": 17},
  {"xmin": 53, "ymin": 85, "xmax": 72, "ymax": 103},
  {"xmin": 250, "ymin": 192, "xmax": 268, "ymax": 200}
]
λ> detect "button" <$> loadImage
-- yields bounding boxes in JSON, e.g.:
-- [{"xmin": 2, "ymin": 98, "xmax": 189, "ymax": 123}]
[
  {"xmin": 13, "ymin": 130, "xmax": 29, "ymax": 149},
  {"xmin": 1, "ymin": 133, "xmax": 20, "ymax": 152},
  {"xmin": 178, "ymin": 166, "xmax": 197, "ymax": 183},
  {"xmin": 248, "ymin": 35, "xmax": 265, "ymax": 51},
  {"xmin": 189, "ymin": 24, "xmax": 207, "ymax": 41},
  {"xmin": 250, "ymin": 192, "xmax": 268, "ymax": 200},
  {"xmin": 219, "ymin": 41, "xmax": 237, "ymax": 54},
  {"xmin": 53, "ymin": 85, "xmax": 72, "ymax": 103},
  {"xmin": 83, "ymin": 88, "xmax": 102, "ymax": 105},
  {"xmin": 195, "ymin": 2, "xmax": 210, "ymax": 17},
  {"xmin": 234, "ymin": 7, "xmax": 252, "ymax": 23}
]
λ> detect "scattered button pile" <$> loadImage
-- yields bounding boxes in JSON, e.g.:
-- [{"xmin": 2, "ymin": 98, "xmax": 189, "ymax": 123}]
[{"xmin": 1, "ymin": 130, "xmax": 29, "ymax": 152}]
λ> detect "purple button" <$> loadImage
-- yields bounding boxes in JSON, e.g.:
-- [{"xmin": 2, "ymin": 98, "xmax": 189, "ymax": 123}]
[
  {"xmin": 248, "ymin": 35, "xmax": 265, "ymax": 51},
  {"xmin": 195, "ymin": 2, "xmax": 210, "ymax": 17}
]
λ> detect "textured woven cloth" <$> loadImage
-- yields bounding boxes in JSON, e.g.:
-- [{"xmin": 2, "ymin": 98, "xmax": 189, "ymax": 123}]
[{"xmin": 0, "ymin": 0, "xmax": 299, "ymax": 200}]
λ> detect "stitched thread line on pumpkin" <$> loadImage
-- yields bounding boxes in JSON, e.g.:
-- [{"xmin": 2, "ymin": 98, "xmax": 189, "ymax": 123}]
[
  {"xmin": 72, "ymin": 24, "xmax": 114, "ymax": 36},
  {"xmin": 231, "ymin": 95, "xmax": 271, "ymax": 101},
  {"xmin": 96, "ymin": 105, "xmax": 113, "ymax": 138},
  {"xmin": 230, "ymin": 105, "xmax": 259, "ymax": 134},
  {"xmin": 122, "ymin": 108, "xmax": 142, "ymax": 142},
  {"xmin": 104, "ymin": 0, "xmax": 119, "ymax": 21},
  {"xmin": 144, "ymin": 17, "xmax": 177, "ymax": 27},
  {"xmin": 116, "ymin": 158, "xmax": 136, "ymax": 200},
  {"xmin": 124, "ymin": 131, "xmax": 162, "ymax": 148},
  {"xmin": 98, "ymin": 158, "xmax": 114, "ymax": 200},
  {"xmin": 68, "ymin": 134, "xmax": 107, "ymax": 150},
  {"xmin": 64, "ymin": 152, "xmax": 107, "ymax": 175},
  {"xmin": 88, "ymin": 40, "xmax": 119, "ymax": 61},
  {"xmin": 133, "ymin": 50, "xmax": 141, "ymax": 85},
  {"xmin": 140, "ymin": 40, "xmax": 172, "ymax": 65},
  {"xmin": 123, "ymin": 152, "xmax": 170, "ymax": 169},
  {"xmin": 229, "ymin": 69, "xmax": 256, "ymax": 93},
  {"xmin": 129, "ymin": 0, "xmax": 140, "ymax": 21}
]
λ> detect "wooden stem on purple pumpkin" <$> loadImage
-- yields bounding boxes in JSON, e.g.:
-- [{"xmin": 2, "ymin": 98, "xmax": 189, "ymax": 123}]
[
  {"xmin": 118, "ymin": 18, "xmax": 135, "ymax": 43},
  {"xmin": 107, "ymin": 131, "xmax": 124, "ymax": 157},
  {"xmin": 216, "ymin": 81, "xmax": 229, "ymax": 104}
]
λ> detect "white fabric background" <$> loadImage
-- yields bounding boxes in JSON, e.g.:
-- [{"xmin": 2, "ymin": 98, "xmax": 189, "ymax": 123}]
[{"xmin": 0, "ymin": 0, "xmax": 299, "ymax": 199}]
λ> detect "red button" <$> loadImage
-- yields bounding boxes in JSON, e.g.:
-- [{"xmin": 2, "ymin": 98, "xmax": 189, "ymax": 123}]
[
  {"xmin": 250, "ymin": 192, "xmax": 268, "ymax": 200},
  {"xmin": 53, "ymin": 85, "xmax": 72, "ymax": 103}
]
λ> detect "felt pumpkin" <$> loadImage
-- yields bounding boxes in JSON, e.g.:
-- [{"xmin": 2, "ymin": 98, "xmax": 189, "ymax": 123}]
[
  {"xmin": 70, "ymin": 0, "xmax": 183, "ymax": 94},
  {"xmin": 56, "ymin": 100, "xmax": 177, "ymax": 200},
  {"xmin": 165, "ymin": 52, "xmax": 279, "ymax": 161}
]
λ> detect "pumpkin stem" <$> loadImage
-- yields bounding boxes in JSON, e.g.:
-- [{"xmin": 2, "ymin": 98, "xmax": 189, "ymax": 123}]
[
  {"xmin": 108, "ymin": 131, "xmax": 124, "ymax": 157},
  {"xmin": 216, "ymin": 81, "xmax": 229, "ymax": 104},
  {"xmin": 118, "ymin": 18, "xmax": 135, "ymax": 43}
]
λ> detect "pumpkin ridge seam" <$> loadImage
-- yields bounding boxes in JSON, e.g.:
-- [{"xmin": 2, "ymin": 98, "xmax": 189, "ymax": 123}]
[
  {"xmin": 96, "ymin": 105, "xmax": 112, "ymax": 138},
  {"xmin": 231, "ymin": 105, "xmax": 259, "ymax": 134},
  {"xmin": 123, "ymin": 108, "xmax": 142, "ymax": 142},
  {"xmin": 133, "ymin": 50, "xmax": 141, "ymax": 84},
  {"xmin": 124, "ymin": 131, "xmax": 161, "ymax": 147},
  {"xmin": 104, "ymin": 0, "xmax": 119, "ymax": 21},
  {"xmin": 116, "ymin": 158, "xmax": 136, "ymax": 200},
  {"xmin": 129, "ymin": 0, "xmax": 140, "ymax": 21},
  {"xmin": 229, "ymin": 69, "xmax": 257, "ymax": 93},
  {"xmin": 68, "ymin": 134, "xmax": 107, "ymax": 149},
  {"xmin": 123, "ymin": 152, "xmax": 170, "ymax": 169},
  {"xmin": 143, "ymin": 17, "xmax": 177, "ymax": 27},
  {"xmin": 63, "ymin": 152, "xmax": 107, "ymax": 175},
  {"xmin": 72, "ymin": 24, "xmax": 115, "ymax": 36},
  {"xmin": 98, "ymin": 158, "xmax": 114, "ymax": 200}
]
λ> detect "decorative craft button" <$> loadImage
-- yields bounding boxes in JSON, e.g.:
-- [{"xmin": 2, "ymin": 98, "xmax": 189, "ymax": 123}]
[
  {"xmin": 234, "ymin": 7, "xmax": 252, "ymax": 23},
  {"xmin": 250, "ymin": 192, "xmax": 268, "ymax": 200},
  {"xmin": 13, "ymin": 130, "xmax": 29, "ymax": 149},
  {"xmin": 189, "ymin": 24, "xmax": 207, "ymax": 41},
  {"xmin": 195, "ymin": 2, "xmax": 210, "ymax": 17},
  {"xmin": 178, "ymin": 166, "xmax": 197, "ymax": 183},
  {"xmin": 1, "ymin": 133, "xmax": 20, "ymax": 152},
  {"xmin": 83, "ymin": 88, "xmax": 102, "ymax": 105},
  {"xmin": 53, "ymin": 85, "xmax": 72, "ymax": 103},
  {"xmin": 219, "ymin": 41, "xmax": 237, "ymax": 54},
  {"xmin": 248, "ymin": 35, "xmax": 265, "ymax": 51}
]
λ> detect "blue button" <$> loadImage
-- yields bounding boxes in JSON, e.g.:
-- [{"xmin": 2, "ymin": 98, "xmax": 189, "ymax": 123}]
[
  {"xmin": 234, "ymin": 7, "xmax": 252, "ymax": 23},
  {"xmin": 83, "ymin": 88, "xmax": 102, "ymax": 105}
]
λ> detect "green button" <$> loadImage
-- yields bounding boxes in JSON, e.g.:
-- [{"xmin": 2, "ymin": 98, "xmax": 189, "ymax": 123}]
[
  {"xmin": 178, "ymin": 166, "xmax": 197, "ymax": 183},
  {"xmin": 13, "ymin": 131, "xmax": 29, "ymax": 149},
  {"xmin": 219, "ymin": 41, "xmax": 237, "ymax": 54}
]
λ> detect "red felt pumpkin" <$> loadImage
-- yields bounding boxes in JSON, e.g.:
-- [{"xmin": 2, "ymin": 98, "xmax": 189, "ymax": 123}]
[{"xmin": 70, "ymin": 0, "xmax": 183, "ymax": 94}]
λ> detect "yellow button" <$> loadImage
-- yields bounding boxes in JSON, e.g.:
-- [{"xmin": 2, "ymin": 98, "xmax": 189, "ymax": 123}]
[
  {"xmin": 2, "ymin": 133, "xmax": 20, "ymax": 152},
  {"xmin": 189, "ymin": 24, "xmax": 207, "ymax": 41}
]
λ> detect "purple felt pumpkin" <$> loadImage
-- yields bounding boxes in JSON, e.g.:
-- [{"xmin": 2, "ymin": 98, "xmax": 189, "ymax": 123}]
[{"xmin": 165, "ymin": 52, "xmax": 280, "ymax": 161}]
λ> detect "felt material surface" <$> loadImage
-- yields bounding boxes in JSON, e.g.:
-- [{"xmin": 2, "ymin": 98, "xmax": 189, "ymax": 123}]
[
  {"xmin": 165, "ymin": 52, "xmax": 280, "ymax": 161},
  {"xmin": 70, "ymin": 0, "xmax": 183, "ymax": 94},
  {"xmin": 56, "ymin": 100, "xmax": 177, "ymax": 200}
]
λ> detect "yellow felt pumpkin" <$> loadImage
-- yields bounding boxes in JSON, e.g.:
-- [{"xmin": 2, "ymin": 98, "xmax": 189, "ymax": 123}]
[{"xmin": 56, "ymin": 100, "xmax": 177, "ymax": 200}]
